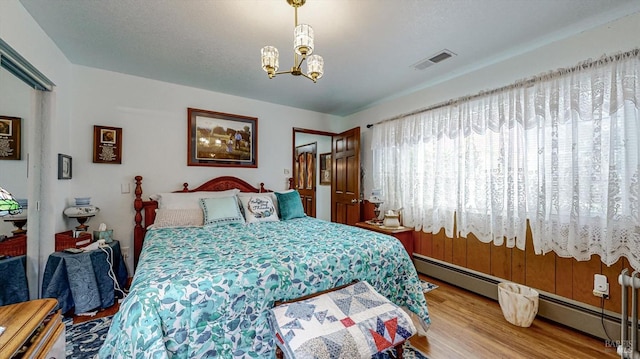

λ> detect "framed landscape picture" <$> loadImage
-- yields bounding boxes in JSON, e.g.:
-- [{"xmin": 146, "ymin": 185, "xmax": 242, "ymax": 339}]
[
  {"xmin": 0, "ymin": 116, "xmax": 21, "ymax": 160},
  {"xmin": 187, "ymin": 108, "xmax": 258, "ymax": 168}
]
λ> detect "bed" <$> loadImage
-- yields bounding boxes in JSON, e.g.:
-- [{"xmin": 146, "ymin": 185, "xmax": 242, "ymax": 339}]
[{"xmin": 98, "ymin": 176, "xmax": 430, "ymax": 358}]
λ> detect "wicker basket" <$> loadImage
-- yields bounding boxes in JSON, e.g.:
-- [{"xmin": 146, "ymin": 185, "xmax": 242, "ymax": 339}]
[
  {"xmin": 55, "ymin": 230, "xmax": 93, "ymax": 252},
  {"xmin": 0, "ymin": 234, "xmax": 27, "ymax": 256}
]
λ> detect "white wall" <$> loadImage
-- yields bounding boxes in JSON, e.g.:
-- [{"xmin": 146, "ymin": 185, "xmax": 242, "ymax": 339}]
[
  {"xmin": 344, "ymin": 11, "xmax": 640, "ymax": 210},
  {"xmin": 70, "ymin": 66, "xmax": 340, "ymax": 271}
]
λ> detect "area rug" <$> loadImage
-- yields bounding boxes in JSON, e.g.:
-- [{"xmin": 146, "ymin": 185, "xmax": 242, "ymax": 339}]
[
  {"xmin": 65, "ymin": 316, "xmax": 111, "ymax": 359},
  {"xmin": 65, "ymin": 316, "xmax": 429, "ymax": 358},
  {"xmin": 375, "ymin": 341, "xmax": 430, "ymax": 359},
  {"xmin": 421, "ymin": 279, "xmax": 439, "ymax": 293}
]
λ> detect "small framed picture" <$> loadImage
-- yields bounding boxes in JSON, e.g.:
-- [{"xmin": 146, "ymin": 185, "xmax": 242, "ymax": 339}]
[
  {"xmin": 0, "ymin": 116, "xmax": 21, "ymax": 160},
  {"xmin": 319, "ymin": 152, "xmax": 331, "ymax": 185},
  {"xmin": 58, "ymin": 154, "xmax": 72, "ymax": 180},
  {"xmin": 93, "ymin": 125, "xmax": 122, "ymax": 164}
]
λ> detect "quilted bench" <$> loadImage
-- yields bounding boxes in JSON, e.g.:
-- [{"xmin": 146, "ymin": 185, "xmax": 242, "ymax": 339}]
[{"xmin": 268, "ymin": 281, "xmax": 416, "ymax": 359}]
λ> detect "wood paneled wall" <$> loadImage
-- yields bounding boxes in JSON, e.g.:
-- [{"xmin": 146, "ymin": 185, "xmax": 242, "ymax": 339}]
[{"xmin": 414, "ymin": 226, "xmax": 631, "ymax": 315}]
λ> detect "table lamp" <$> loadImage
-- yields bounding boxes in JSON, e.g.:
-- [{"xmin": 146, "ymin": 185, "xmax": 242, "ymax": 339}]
[
  {"xmin": 63, "ymin": 197, "xmax": 100, "ymax": 231},
  {"xmin": 368, "ymin": 189, "xmax": 384, "ymax": 222},
  {"xmin": 0, "ymin": 186, "xmax": 22, "ymax": 217},
  {"xmin": 3, "ymin": 199, "xmax": 27, "ymax": 234}
]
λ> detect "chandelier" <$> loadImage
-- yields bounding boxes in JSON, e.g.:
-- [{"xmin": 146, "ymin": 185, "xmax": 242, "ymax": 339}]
[{"xmin": 261, "ymin": 0, "xmax": 324, "ymax": 83}]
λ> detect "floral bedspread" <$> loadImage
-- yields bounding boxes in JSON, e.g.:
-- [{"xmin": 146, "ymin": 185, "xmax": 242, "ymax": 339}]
[{"xmin": 98, "ymin": 217, "xmax": 430, "ymax": 358}]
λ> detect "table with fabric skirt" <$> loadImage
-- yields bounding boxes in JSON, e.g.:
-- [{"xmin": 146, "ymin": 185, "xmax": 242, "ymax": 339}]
[
  {"xmin": 41, "ymin": 240, "xmax": 127, "ymax": 314},
  {"xmin": 0, "ymin": 255, "xmax": 29, "ymax": 306}
]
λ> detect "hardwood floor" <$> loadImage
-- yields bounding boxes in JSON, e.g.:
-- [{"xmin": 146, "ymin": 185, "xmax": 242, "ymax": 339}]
[
  {"xmin": 71, "ymin": 302, "xmax": 119, "ymax": 324},
  {"xmin": 411, "ymin": 275, "xmax": 620, "ymax": 359}
]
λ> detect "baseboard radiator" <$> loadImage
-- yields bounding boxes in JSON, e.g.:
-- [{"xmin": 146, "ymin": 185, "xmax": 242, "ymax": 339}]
[
  {"xmin": 413, "ymin": 255, "xmax": 632, "ymax": 345},
  {"xmin": 619, "ymin": 269, "xmax": 640, "ymax": 358}
]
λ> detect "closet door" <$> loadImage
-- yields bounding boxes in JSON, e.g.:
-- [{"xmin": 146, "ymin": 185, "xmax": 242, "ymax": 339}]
[{"xmin": 331, "ymin": 127, "xmax": 360, "ymax": 225}]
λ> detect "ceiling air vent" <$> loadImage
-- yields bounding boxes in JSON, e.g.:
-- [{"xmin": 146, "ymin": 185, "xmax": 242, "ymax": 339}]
[{"xmin": 412, "ymin": 49, "xmax": 456, "ymax": 70}]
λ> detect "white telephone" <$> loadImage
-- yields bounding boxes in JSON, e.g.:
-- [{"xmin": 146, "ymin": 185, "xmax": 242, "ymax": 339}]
[{"xmin": 82, "ymin": 239, "xmax": 107, "ymax": 251}]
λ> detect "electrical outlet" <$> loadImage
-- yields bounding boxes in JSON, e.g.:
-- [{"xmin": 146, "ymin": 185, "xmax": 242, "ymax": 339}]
[
  {"xmin": 122, "ymin": 246, "xmax": 130, "ymax": 259},
  {"xmin": 593, "ymin": 290, "xmax": 609, "ymax": 299},
  {"xmin": 593, "ymin": 274, "xmax": 609, "ymax": 298}
]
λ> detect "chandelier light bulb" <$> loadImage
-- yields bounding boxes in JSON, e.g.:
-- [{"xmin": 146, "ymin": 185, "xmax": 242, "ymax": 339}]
[
  {"xmin": 307, "ymin": 54, "xmax": 324, "ymax": 82},
  {"xmin": 261, "ymin": 46, "xmax": 279, "ymax": 78},
  {"xmin": 294, "ymin": 24, "xmax": 314, "ymax": 56}
]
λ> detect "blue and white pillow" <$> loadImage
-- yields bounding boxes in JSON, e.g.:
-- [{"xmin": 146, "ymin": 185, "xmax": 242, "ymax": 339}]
[{"xmin": 199, "ymin": 196, "xmax": 244, "ymax": 226}]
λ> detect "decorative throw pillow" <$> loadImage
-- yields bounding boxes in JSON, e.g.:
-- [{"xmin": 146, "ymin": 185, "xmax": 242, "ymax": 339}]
[
  {"xmin": 238, "ymin": 194, "xmax": 279, "ymax": 224},
  {"xmin": 238, "ymin": 192, "xmax": 280, "ymax": 216},
  {"xmin": 154, "ymin": 209, "xmax": 204, "ymax": 228},
  {"xmin": 151, "ymin": 189, "xmax": 241, "ymax": 209},
  {"xmin": 199, "ymin": 196, "xmax": 245, "ymax": 226},
  {"xmin": 274, "ymin": 190, "xmax": 305, "ymax": 220}
]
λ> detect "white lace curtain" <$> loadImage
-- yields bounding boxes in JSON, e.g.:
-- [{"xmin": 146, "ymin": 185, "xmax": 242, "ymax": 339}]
[{"xmin": 372, "ymin": 49, "xmax": 640, "ymax": 269}]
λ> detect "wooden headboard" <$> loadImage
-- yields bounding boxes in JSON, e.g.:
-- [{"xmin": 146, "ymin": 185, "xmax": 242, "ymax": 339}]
[{"xmin": 133, "ymin": 175, "xmax": 293, "ymax": 269}]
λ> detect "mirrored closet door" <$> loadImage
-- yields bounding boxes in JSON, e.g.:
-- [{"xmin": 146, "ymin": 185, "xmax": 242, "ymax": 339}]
[
  {"xmin": 0, "ymin": 66, "xmax": 32, "ymax": 236},
  {"xmin": 0, "ymin": 65, "xmax": 35, "ymax": 303},
  {"xmin": 0, "ymin": 38, "xmax": 54, "ymax": 300},
  {"xmin": 293, "ymin": 128, "xmax": 333, "ymax": 222}
]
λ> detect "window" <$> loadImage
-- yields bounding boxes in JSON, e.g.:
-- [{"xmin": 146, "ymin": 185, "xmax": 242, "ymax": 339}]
[{"xmin": 373, "ymin": 49, "xmax": 640, "ymax": 269}]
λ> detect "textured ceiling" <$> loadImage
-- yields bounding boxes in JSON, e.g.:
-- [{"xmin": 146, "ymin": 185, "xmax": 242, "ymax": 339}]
[{"xmin": 19, "ymin": 0, "xmax": 640, "ymax": 116}]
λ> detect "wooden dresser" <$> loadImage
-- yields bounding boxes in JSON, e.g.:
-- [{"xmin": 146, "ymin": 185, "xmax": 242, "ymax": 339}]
[
  {"xmin": 355, "ymin": 221, "xmax": 415, "ymax": 256},
  {"xmin": 0, "ymin": 299, "xmax": 65, "ymax": 359}
]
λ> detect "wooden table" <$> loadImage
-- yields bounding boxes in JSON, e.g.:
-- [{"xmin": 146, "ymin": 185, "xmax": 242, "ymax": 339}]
[
  {"xmin": 355, "ymin": 221, "xmax": 414, "ymax": 256},
  {"xmin": 0, "ymin": 298, "xmax": 65, "ymax": 359}
]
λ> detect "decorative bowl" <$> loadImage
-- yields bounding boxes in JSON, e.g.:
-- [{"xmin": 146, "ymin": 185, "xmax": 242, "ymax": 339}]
[
  {"xmin": 74, "ymin": 197, "xmax": 91, "ymax": 206},
  {"xmin": 64, "ymin": 205, "xmax": 100, "ymax": 217}
]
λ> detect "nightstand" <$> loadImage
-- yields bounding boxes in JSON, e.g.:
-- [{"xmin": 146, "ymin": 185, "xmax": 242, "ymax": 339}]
[
  {"xmin": 0, "ymin": 255, "xmax": 29, "ymax": 306},
  {"xmin": 355, "ymin": 221, "xmax": 414, "ymax": 256},
  {"xmin": 41, "ymin": 240, "xmax": 128, "ymax": 314},
  {"xmin": 0, "ymin": 298, "xmax": 65, "ymax": 359}
]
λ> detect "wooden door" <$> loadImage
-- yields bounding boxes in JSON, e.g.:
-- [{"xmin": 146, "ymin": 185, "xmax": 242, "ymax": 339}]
[
  {"xmin": 331, "ymin": 127, "xmax": 360, "ymax": 225},
  {"xmin": 294, "ymin": 142, "xmax": 316, "ymax": 217}
]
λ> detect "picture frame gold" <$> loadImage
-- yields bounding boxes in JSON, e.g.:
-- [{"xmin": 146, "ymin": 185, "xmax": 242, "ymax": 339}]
[
  {"xmin": 187, "ymin": 108, "xmax": 258, "ymax": 168},
  {"xmin": 93, "ymin": 125, "xmax": 122, "ymax": 164},
  {"xmin": 0, "ymin": 116, "xmax": 21, "ymax": 160}
]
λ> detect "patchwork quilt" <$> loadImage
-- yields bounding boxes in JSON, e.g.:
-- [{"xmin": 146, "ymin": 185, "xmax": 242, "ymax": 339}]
[
  {"xmin": 98, "ymin": 217, "xmax": 430, "ymax": 358},
  {"xmin": 268, "ymin": 281, "xmax": 416, "ymax": 359}
]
